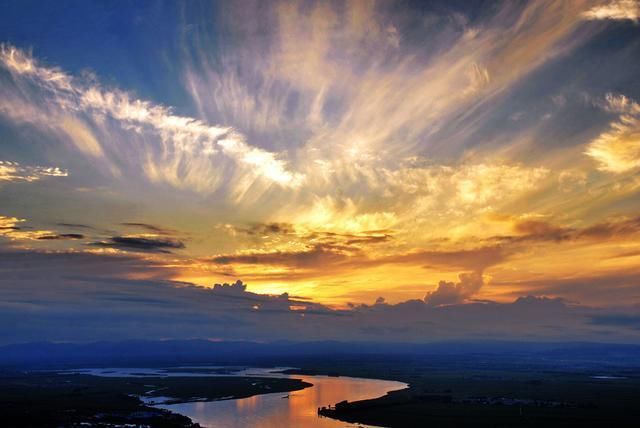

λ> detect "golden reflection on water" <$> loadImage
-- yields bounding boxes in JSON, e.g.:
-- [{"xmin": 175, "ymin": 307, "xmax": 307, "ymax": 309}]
[
  {"xmin": 161, "ymin": 374, "xmax": 407, "ymax": 428},
  {"xmin": 236, "ymin": 394, "xmax": 258, "ymax": 412}
]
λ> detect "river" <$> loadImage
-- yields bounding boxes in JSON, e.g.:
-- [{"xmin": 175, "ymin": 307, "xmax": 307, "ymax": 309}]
[{"xmin": 64, "ymin": 366, "xmax": 407, "ymax": 428}]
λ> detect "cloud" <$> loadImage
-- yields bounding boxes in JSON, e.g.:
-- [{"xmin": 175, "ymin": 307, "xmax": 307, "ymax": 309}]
[
  {"xmin": 198, "ymin": 213, "xmax": 640, "ymax": 302},
  {"xmin": 0, "ymin": 215, "xmax": 22, "ymax": 231},
  {"xmin": 1, "ymin": 1, "xmax": 639, "ymax": 312},
  {"xmin": 585, "ymin": 94, "xmax": 640, "ymax": 173},
  {"xmin": 582, "ymin": 0, "xmax": 640, "ymax": 21},
  {"xmin": 383, "ymin": 246, "xmax": 505, "ymax": 272},
  {"xmin": 37, "ymin": 233, "xmax": 84, "ymax": 240},
  {"xmin": 0, "ymin": 2, "xmax": 581, "ymax": 242},
  {"xmin": 1, "ymin": 247, "xmax": 639, "ymax": 344},
  {"xmin": 212, "ymin": 280, "xmax": 248, "ymax": 295},
  {"xmin": 558, "ymin": 170, "xmax": 588, "ymax": 193},
  {"xmin": 210, "ymin": 228, "xmax": 499, "ymax": 274},
  {"xmin": 512, "ymin": 219, "xmax": 573, "ymax": 242},
  {"xmin": 57, "ymin": 223, "xmax": 94, "ymax": 230},
  {"xmin": 491, "ymin": 269, "xmax": 640, "ymax": 305},
  {"xmin": 0, "ymin": 160, "xmax": 68, "ymax": 183},
  {"xmin": 578, "ymin": 215, "xmax": 640, "ymax": 239},
  {"xmin": 176, "ymin": 0, "xmax": 580, "ymax": 222},
  {"xmin": 200, "ymin": 242, "xmax": 503, "ymax": 296},
  {"xmin": 480, "ymin": 214, "xmax": 640, "ymax": 247},
  {"xmin": 209, "ymin": 244, "xmax": 349, "ymax": 268},
  {"xmin": 424, "ymin": 272, "xmax": 484, "ymax": 306},
  {"xmin": 1, "ymin": 216, "xmax": 86, "ymax": 243},
  {"xmin": 0, "ymin": 44, "xmax": 304, "ymax": 195},
  {"xmin": 186, "ymin": 0, "xmax": 592, "ymax": 163},
  {"xmin": 91, "ymin": 235, "xmax": 185, "ymax": 253},
  {"xmin": 515, "ymin": 215, "xmax": 640, "ymax": 242},
  {"xmin": 233, "ymin": 222, "xmax": 296, "ymax": 237},
  {"xmin": 121, "ymin": 222, "xmax": 177, "ymax": 235},
  {"xmin": 0, "ymin": 215, "xmax": 59, "ymax": 241},
  {"xmin": 209, "ymin": 225, "xmax": 392, "ymax": 268},
  {"xmin": 59, "ymin": 116, "xmax": 105, "ymax": 158}
]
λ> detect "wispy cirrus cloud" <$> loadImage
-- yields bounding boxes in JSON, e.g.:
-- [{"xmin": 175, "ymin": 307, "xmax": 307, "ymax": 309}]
[
  {"xmin": 2, "ymin": 0, "xmax": 640, "ymax": 310},
  {"xmin": 175, "ymin": 0, "xmax": 592, "ymax": 233},
  {"xmin": 585, "ymin": 94, "xmax": 640, "ymax": 173},
  {"xmin": 0, "ymin": 44, "xmax": 304, "ymax": 195}
]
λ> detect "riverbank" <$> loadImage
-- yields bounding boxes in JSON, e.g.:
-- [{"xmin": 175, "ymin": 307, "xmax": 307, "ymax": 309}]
[
  {"xmin": 155, "ymin": 371, "xmax": 406, "ymax": 427},
  {"xmin": 0, "ymin": 371, "xmax": 311, "ymax": 427},
  {"xmin": 293, "ymin": 357, "xmax": 640, "ymax": 427}
]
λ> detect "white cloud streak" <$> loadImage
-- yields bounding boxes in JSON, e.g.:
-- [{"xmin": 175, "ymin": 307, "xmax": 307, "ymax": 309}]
[
  {"xmin": 0, "ymin": 44, "xmax": 304, "ymax": 195},
  {"xmin": 585, "ymin": 94, "xmax": 640, "ymax": 173},
  {"xmin": 582, "ymin": 0, "xmax": 640, "ymax": 21}
]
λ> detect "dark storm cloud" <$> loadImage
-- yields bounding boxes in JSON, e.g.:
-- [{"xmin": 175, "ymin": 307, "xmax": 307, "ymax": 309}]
[
  {"xmin": 0, "ymin": 247, "xmax": 639, "ymax": 344},
  {"xmin": 487, "ymin": 215, "xmax": 640, "ymax": 245},
  {"xmin": 91, "ymin": 235, "xmax": 185, "ymax": 253},
  {"xmin": 37, "ymin": 233, "xmax": 84, "ymax": 240},
  {"xmin": 212, "ymin": 280, "xmax": 248, "ymax": 295},
  {"xmin": 210, "ymin": 244, "xmax": 349, "ymax": 267}
]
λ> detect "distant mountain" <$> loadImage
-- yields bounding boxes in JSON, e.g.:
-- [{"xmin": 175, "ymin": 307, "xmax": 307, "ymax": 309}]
[{"xmin": 1, "ymin": 340, "xmax": 639, "ymax": 369}]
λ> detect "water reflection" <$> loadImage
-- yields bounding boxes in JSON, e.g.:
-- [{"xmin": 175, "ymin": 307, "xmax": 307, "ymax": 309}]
[
  {"xmin": 159, "ymin": 374, "xmax": 407, "ymax": 428},
  {"xmin": 60, "ymin": 367, "xmax": 406, "ymax": 427},
  {"xmin": 236, "ymin": 394, "xmax": 258, "ymax": 412}
]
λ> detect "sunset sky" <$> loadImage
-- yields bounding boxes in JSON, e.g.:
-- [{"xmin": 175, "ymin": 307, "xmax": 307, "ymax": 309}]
[{"xmin": 1, "ymin": 0, "xmax": 640, "ymax": 344}]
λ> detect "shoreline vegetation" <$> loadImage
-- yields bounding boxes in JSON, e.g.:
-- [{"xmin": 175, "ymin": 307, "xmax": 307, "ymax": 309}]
[
  {"xmin": 0, "ymin": 372, "xmax": 312, "ymax": 427},
  {"xmin": 289, "ymin": 363, "xmax": 640, "ymax": 427}
]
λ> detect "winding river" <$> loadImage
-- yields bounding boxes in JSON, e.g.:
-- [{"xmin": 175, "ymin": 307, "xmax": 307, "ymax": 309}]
[
  {"xmin": 67, "ymin": 367, "xmax": 407, "ymax": 428},
  {"xmin": 158, "ymin": 372, "xmax": 405, "ymax": 428}
]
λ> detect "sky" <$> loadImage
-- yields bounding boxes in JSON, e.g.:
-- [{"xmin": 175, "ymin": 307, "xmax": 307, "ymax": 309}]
[{"xmin": 1, "ymin": 0, "xmax": 640, "ymax": 344}]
